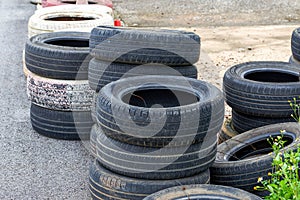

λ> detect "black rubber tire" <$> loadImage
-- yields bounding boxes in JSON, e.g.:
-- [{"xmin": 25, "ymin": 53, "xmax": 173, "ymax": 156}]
[
  {"xmin": 223, "ymin": 61, "xmax": 300, "ymax": 117},
  {"xmin": 231, "ymin": 110, "xmax": 295, "ymax": 134},
  {"xmin": 96, "ymin": 76, "xmax": 224, "ymax": 147},
  {"xmin": 90, "ymin": 26, "xmax": 200, "ymax": 65},
  {"xmin": 289, "ymin": 55, "xmax": 300, "ymax": 66},
  {"xmin": 25, "ymin": 31, "xmax": 91, "ymax": 80},
  {"xmin": 88, "ymin": 58, "xmax": 198, "ymax": 92},
  {"xmin": 143, "ymin": 184, "xmax": 262, "ymax": 200},
  {"xmin": 89, "ymin": 160, "xmax": 210, "ymax": 200},
  {"xmin": 291, "ymin": 27, "xmax": 300, "ymax": 62},
  {"xmin": 211, "ymin": 122, "xmax": 300, "ymax": 196},
  {"xmin": 91, "ymin": 92, "xmax": 98, "ymax": 123},
  {"xmin": 90, "ymin": 124, "xmax": 99, "ymax": 157},
  {"xmin": 95, "ymin": 127, "xmax": 217, "ymax": 180},
  {"xmin": 218, "ymin": 117, "xmax": 239, "ymax": 144},
  {"xmin": 30, "ymin": 104, "xmax": 93, "ymax": 140}
]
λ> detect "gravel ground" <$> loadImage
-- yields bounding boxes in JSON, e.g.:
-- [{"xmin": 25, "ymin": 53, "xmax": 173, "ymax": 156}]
[
  {"xmin": 0, "ymin": 0, "xmax": 298, "ymax": 199},
  {"xmin": 113, "ymin": 0, "xmax": 300, "ymax": 27}
]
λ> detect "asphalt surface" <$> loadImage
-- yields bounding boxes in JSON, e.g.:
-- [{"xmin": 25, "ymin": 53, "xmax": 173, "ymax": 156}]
[{"xmin": 0, "ymin": 0, "xmax": 91, "ymax": 199}]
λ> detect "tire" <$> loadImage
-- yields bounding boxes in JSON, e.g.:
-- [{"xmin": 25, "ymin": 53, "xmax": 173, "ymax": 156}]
[
  {"xmin": 90, "ymin": 26, "xmax": 200, "ymax": 65},
  {"xmin": 28, "ymin": 5, "xmax": 113, "ymax": 38},
  {"xmin": 42, "ymin": 0, "xmax": 113, "ymax": 8},
  {"xmin": 30, "ymin": 104, "xmax": 93, "ymax": 140},
  {"xmin": 96, "ymin": 76, "xmax": 224, "ymax": 147},
  {"xmin": 27, "ymin": 71, "xmax": 94, "ymax": 111},
  {"xmin": 210, "ymin": 122, "xmax": 300, "ymax": 195},
  {"xmin": 54, "ymin": 27, "xmax": 94, "ymax": 33},
  {"xmin": 223, "ymin": 61, "xmax": 300, "ymax": 117},
  {"xmin": 143, "ymin": 184, "xmax": 262, "ymax": 200},
  {"xmin": 218, "ymin": 118, "xmax": 239, "ymax": 144},
  {"xmin": 89, "ymin": 160, "xmax": 210, "ymax": 200},
  {"xmin": 88, "ymin": 58, "xmax": 198, "ymax": 92},
  {"xmin": 90, "ymin": 124, "xmax": 99, "ymax": 157},
  {"xmin": 91, "ymin": 92, "xmax": 98, "ymax": 123},
  {"xmin": 95, "ymin": 127, "xmax": 217, "ymax": 180},
  {"xmin": 289, "ymin": 55, "xmax": 300, "ymax": 66},
  {"xmin": 231, "ymin": 110, "xmax": 295, "ymax": 134},
  {"xmin": 291, "ymin": 27, "xmax": 300, "ymax": 62},
  {"xmin": 25, "ymin": 32, "xmax": 91, "ymax": 80}
]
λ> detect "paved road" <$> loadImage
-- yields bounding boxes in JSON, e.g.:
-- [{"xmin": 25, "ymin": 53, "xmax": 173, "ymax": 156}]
[{"xmin": 0, "ymin": 0, "xmax": 91, "ymax": 199}]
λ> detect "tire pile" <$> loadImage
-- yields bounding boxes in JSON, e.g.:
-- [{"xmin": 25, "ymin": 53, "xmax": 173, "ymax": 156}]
[
  {"xmin": 25, "ymin": 31, "xmax": 94, "ymax": 140},
  {"xmin": 88, "ymin": 26, "xmax": 200, "ymax": 153},
  {"xmin": 211, "ymin": 27, "xmax": 300, "ymax": 197},
  {"xmin": 88, "ymin": 26, "xmax": 225, "ymax": 199},
  {"xmin": 23, "ymin": 3, "xmax": 300, "ymax": 198},
  {"xmin": 219, "ymin": 27, "xmax": 300, "ymax": 142},
  {"xmin": 223, "ymin": 61, "xmax": 297, "ymax": 135}
]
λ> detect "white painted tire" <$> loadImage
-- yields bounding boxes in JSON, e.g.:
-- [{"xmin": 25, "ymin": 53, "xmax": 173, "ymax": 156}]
[
  {"xmin": 34, "ymin": 4, "xmax": 113, "ymax": 15},
  {"xmin": 27, "ymin": 71, "xmax": 94, "ymax": 111},
  {"xmin": 54, "ymin": 27, "xmax": 94, "ymax": 33},
  {"xmin": 28, "ymin": 5, "xmax": 113, "ymax": 37}
]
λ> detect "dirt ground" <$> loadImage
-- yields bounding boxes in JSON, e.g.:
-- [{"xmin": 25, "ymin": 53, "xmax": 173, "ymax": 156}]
[
  {"xmin": 188, "ymin": 25, "xmax": 299, "ymax": 116},
  {"xmin": 188, "ymin": 25, "xmax": 298, "ymax": 87}
]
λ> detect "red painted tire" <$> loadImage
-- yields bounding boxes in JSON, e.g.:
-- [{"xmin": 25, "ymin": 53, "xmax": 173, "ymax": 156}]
[{"xmin": 42, "ymin": 0, "xmax": 113, "ymax": 8}]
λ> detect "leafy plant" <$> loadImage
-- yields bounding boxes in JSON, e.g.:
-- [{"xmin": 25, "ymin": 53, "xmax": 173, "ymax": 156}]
[
  {"xmin": 289, "ymin": 97, "xmax": 300, "ymax": 123},
  {"xmin": 254, "ymin": 99, "xmax": 300, "ymax": 200}
]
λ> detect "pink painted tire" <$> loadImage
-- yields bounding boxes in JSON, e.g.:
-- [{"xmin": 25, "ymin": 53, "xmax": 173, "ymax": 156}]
[{"xmin": 42, "ymin": 0, "xmax": 113, "ymax": 8}]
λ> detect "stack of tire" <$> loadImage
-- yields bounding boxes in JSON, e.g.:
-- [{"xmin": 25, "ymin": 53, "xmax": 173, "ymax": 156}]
[
  {"xmin": 88, "ymin": 26, "xmax": 200, "ymax": 154},
  {"xmin": 89, "ymin": 76, "xmax": 224, "ymax": 199},
  {"xmin": 221, "ymin": 61, "xmax": 298, "ymax": 140},
  {"xmin": 88, "ymin": 27, "xmax": 225, "ymax": 199},
  {"xmin": 25, "ymin": 31, "xmax": 94, "ymax": 140}
]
